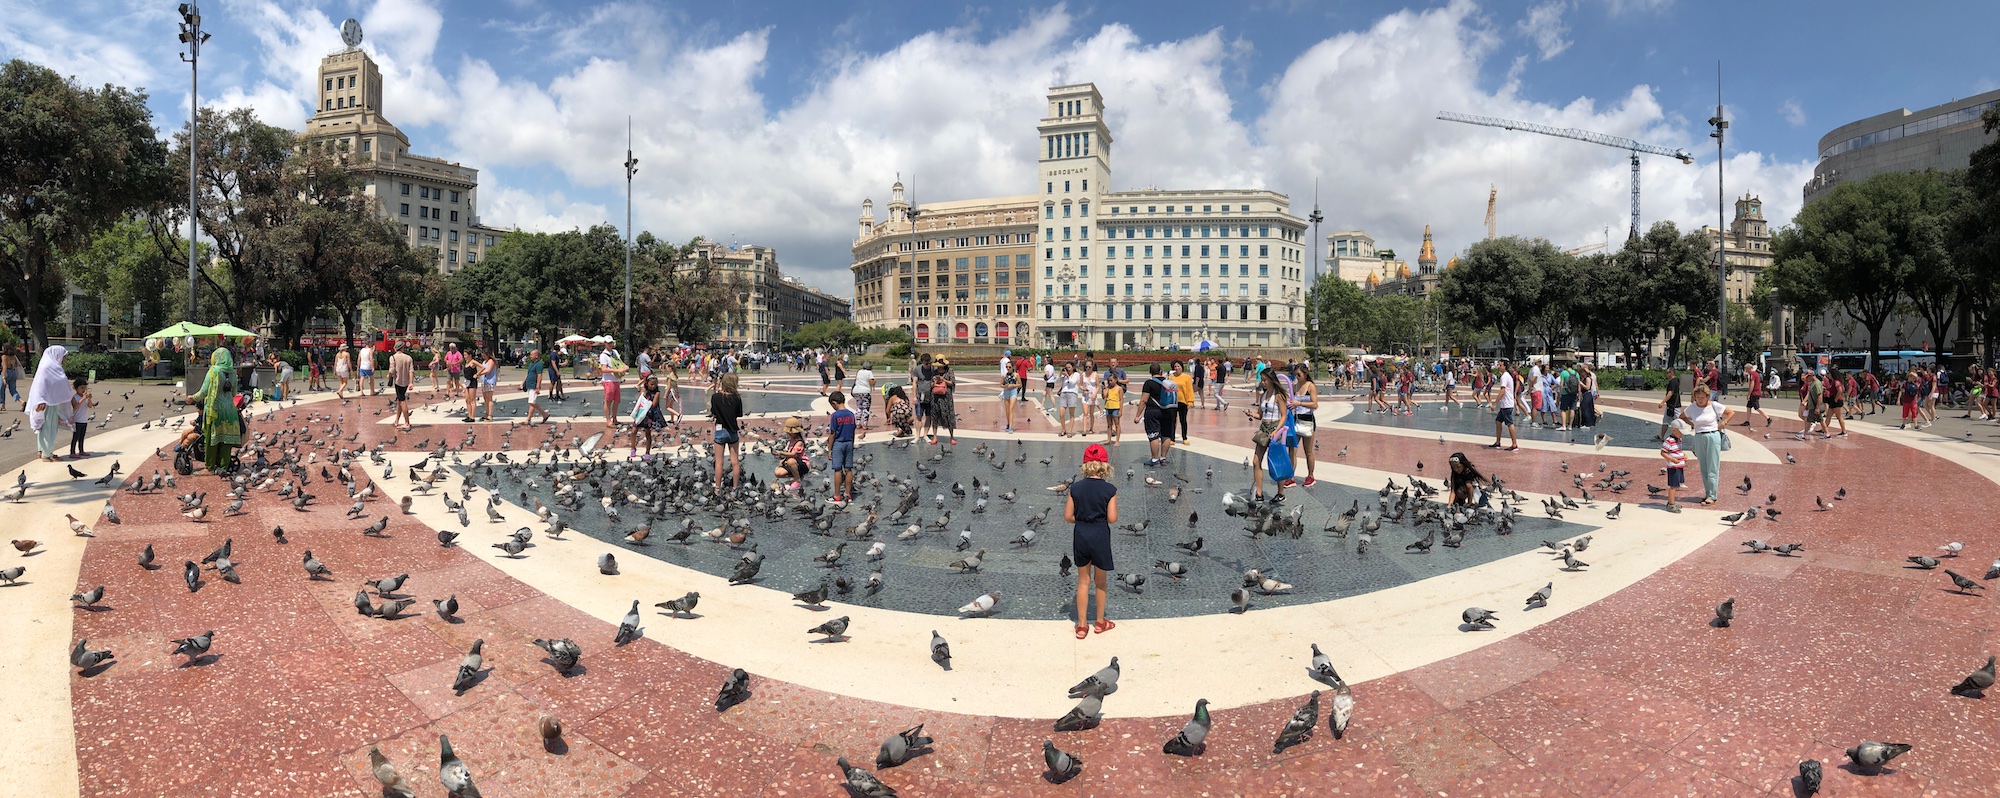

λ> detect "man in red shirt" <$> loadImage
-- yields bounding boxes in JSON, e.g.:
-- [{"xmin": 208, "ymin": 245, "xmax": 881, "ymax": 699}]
[{"xmin": 1741, "ymin": 363, "xmax": 1769, "ymax": 427}]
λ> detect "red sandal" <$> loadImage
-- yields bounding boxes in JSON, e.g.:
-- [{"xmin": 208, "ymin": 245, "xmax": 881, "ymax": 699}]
[
  {"xmin": 1074, "ymin": 625, "xmax": 1090, "ymax": 640},
  {"xmin": 1092, "ymin": 619, "xmax": 1116, "ymax": 634}
]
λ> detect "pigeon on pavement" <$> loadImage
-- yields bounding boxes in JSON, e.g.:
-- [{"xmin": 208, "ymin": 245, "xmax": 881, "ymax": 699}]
[
  {"xmin": 1042, "ymin": 740, "xmax": 1082, "ymax": 783},
  {"xmin": 1161, "ymin": 698, "xmax": 1211, "ymax": 756}
]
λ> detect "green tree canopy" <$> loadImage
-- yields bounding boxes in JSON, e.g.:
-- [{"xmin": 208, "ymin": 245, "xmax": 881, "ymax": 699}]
[{"xmin": 1771, "ymin": 170, "xmax": 1954, "ymax": 371}]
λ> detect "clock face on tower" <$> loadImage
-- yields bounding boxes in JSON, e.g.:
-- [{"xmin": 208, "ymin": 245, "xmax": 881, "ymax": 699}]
[{"xmin": 340, "ymin": 18, "xmax": 363, "ymax": 48}]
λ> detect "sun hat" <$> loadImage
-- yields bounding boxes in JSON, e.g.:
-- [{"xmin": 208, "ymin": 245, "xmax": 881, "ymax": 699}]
[
  {"xmin": 1083, "ymin": 443, "xmax": 1109, "ymax": 463},
  {"xmin": 783, "ymin": 417, "xmax": 804, "ymax": 434}
]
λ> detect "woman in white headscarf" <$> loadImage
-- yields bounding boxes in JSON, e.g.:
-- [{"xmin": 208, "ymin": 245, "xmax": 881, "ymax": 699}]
[{"xmin": 24, "ymin": 345, "xmax": 75, "ymax": 462}]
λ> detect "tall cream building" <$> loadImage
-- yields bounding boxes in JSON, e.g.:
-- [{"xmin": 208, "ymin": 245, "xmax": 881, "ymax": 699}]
[
  {"xmin": 851, "ymin": 83, "xmax": 1310, "ymax": 350},
  {"xmin": 301, "ymin": 25, "xmax": 509, "ymax": 278}
]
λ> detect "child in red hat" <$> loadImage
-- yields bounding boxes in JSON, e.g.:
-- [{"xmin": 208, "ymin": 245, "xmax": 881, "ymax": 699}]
[{"xmin": 1066, "ymin": 443, "xmax": 1120, "ymax": 638}]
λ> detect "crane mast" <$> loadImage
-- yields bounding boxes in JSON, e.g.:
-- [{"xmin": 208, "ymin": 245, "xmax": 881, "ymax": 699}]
[{"xmin": 1438, "ymin": 111, "xmax": 1695, "ymax": 240}]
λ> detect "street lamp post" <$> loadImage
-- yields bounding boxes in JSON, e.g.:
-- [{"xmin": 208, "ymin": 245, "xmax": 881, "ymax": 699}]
[
  {"xmin": 178, "ymin": 3, "xmax": 211, "ymax": 322},
  {"xmin": 624, "ymin": 117, "xmax": 637, "ymax": 357},
  {"xmin": 1709, "ymin": 65, "xmax": 1730, "ymax": 384},
  {"xmin": 1308, "ymin": 182, "xmax": 1323, "ymax": 351}
]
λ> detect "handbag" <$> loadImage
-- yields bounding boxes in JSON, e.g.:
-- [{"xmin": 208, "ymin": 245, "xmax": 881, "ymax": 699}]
[
  {"xmin": 632, "ymin": 395, "xmax": 655, "ymax": 425},
  {"xmin": 1265, "ymin": 439, "xmax": 1295, "ymax": 482},
  {"xmin": 931, "ymin": 376, "xmax": 949, "ymax": 396}
]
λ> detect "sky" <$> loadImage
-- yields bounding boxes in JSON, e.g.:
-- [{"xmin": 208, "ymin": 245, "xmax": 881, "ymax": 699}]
[{"xmin": 5, "ymin": 0, "xmax": 1998, "ymax": 298}]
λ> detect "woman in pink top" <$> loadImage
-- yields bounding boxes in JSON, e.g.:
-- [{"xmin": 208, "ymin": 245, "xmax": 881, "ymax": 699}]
[{"xmin": 443, "ymin": 345, "xmax": 464, "ymax": 399}]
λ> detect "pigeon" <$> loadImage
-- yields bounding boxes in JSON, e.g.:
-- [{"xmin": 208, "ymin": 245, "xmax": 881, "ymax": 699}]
[
  {"xmin": 613, "ymin": 600, "xmax": 643, "ymax": 644},
  {"xmin": 438, "ymin": 734, "xmax": 480, "ymax": 797},
  {"xmin": 1908, "ymin": 556, "xmax": 1941, "ymax": 570},
  {"xmin": 1798, "ymin": 759, "xmax": 1822, "ymax": 795},
  {"xmin": 369, "ymin": 573, "xmax": 409, "ymax": 597},
  {"xmin": 1042, "ymin": 740, "xmax": 1083, "ymax": 783},
  {"xmin": 1526, "ymin": 582, "xmax": 1553, "ymax": 609},
  {"xmin": 1230, "ymin": 587, "xmax": 1251, "ymax": 613},
  {"xmin": 1844, "ymin": 741, "xmax": 1912, "ymax": 772},
  {"xmin": 1940, "ymin": 541, "xmax": 1965, "ymax": 557},
  {"xmin": 1310, "ymin": 643, "xmax": 1343, "ymax": 686},
  {"xmin": 1161, "ymin": 698, "xmax": 1212, "ymax": 756},
  {"xmin": 368, "ymin": 746, "xmax": 416, "ymax": 797},
  {"xmin": 539, "ymin": 715, "xmax": 563, "ymax": 744},
  {"xmin": 948, "ymin": 548, "xmax": 986, "ymax": 573},
  {"xmin": 1156, "ymin": 560, "xmax": 1189, "ymax": 579},
  {"xmin": 65, "ymin": 514, "xmax": 91, "ymax": 536},
  {"xmin": 492, "ymin": 539, "xmax": 528, "ymax": 558},
  {"xmin": 876, "ymin": 724, "xmax": 933, "ymax": 770},
  {"xmin": 791, "ymin": 581, "xmax": 830, "ymax": 607},
  {"xmin": 597, "ymin": 552, "xmax": 619, "ymax": 575},
  {"xmin": 451, "ymin": 640, "xmax": 484, "ymax": 693},
  {"xmin": 1257, "ymin": 575, "xmax": 1294, "ymax": 594},
  {"xmin": 1559, "ymin": 549, "xmax": 1588, "ymax": 571},
  {"xmin": 533, "ymin": 637, "xmax": 582, "ymax": 673},
  {"xmin": 1068, "ymin": 657, "xmax": 1121, "ymax": 698},
  {"xmin": 958, "ymin": 591, "xmax": 1000, "ymax": 615},
  {"xmin": 1593, "ymin": 433, "xmax": 1610, "ymax": 450},
  {"xmin": 1329, "ymin": 684, "xmax": 1356, "ymax": 739},
  {"xmin": 656, "ymin": 591, "xmax": 700, "ymax": 618},
  {"xmin": 715, "ymin": 668, "xmax": 750, "ymax": 710},
  {"xmin": 1985, "ymin": 559, "xmax": 2000, "ymax": 580},
  {"xmin": 1117, "ymin": 572, "xmax": 1147, "ymax": 592},
  {"xmin": 808, "ymin": 615, "xmax": 850, "ymax": 641},
  {"xmin": 182, "ymin": 560, "xmax": 200, "ymax": 592},
  {"xmin": 70, "ymin": 638, "xmax": 113, "ymax": 671},
  {"xmin": 361, "ymin": 516, "xmax": 389, "ymax": 536},
  {"xmin": 1273, "ymin": 690, "xmax": 1320, "ymax": 752},
  {"xmin": 1462, "ymin": 607, "xmax": 1498, "ymax": 630},
  {"xmin": 10, "ymin": 539, "xmax": 37, "ymax": 554},
  {"xmin": 70, "ymin": 585, "xmax": 104, "ymax": 607},
  {"xmin": 1059, "ymin": 554, "xmax": 1072, "ymax": 577},
  {"xmin": 433, "ymin": 594, "xmax": 459, "ymax": 619},
  {"xmin": 1946, "ymin": 570, "xmax": 1983, "ymax": 593},
  {"xmin": 930, "ymin": 630, "xmax": 951, "ymax": 667},
  {"xmin": 1951, "ymin": 655, "xmax": 1996, "ymax": 697},
  {"xmin": 437, "ymin": 529, "xmax": 459, "ymax": 547},
  {"xmin": 1772, "ymin": 543, "xmax": 1805, "ymax": 556},
  {"xmin": 728, "ymin": 558, "xmax": 761, "ymax": 584},
  {"xmin": 1738, "ymin": 475, "xmax": 1753, "ymax": 492},
  {"xmin": 302, "ymin": 550, "xmax": 333, "ymax": 579},
  {"xmin": 170, "ymin": 630, "xmax": 213, "ymax": 665},
  {"xmin": 376, "ymin": 598, "xmax": 415, "ymax": 619},
  {"xmin": 1712, "ymin": 597, "xmax": 1738, "ymax": 628},
  {"xmin": 1051, "ymin": 692, "xmax": 1104, "ymax": 731}
]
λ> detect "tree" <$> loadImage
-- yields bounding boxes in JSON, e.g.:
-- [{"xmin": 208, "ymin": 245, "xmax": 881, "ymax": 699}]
[
  {"xmin": 157, "ymin": 107, "xmax": 299, "ymax": 327},
  {"xmin": 1438, "ymin": 236, "xmax": 1548, "ymax": 360},
  {"xmin": 635, "ymin": 237, "xmax": 743, "ymax": 344},
  {"xmin": 1308, "ymin": 275, "xmax": 1371, "ymax": 347},
  {"xmin": 60, "ymin": 217, "xmax": 192, "ymax": 338},
  {"xmin": 1622, "ymin": 222, "xmax": 1721, "ymax": 368},
  {"xmin": 0, "ymin": 60, "xmax": 172, "ymax": 349},
  {"xmin": 1772, "ymin": 171, "xmax": 1948, "ymax": 372},
  {"xmin": 1724, "ymin": 302, "xmax": 1767, "ymax": 367},
  {"xmin": 1522, "ymin": 245, "xmax": 1582, "ymax": 360},
  {"xmin": 444, "ymin": 255, "xmax": 508, "ymax": 352},
  {"xmin": 1952, "ymin": 107, "xmax": 2000, "ymax": 362},
  {"xmin": 1888, "ymin": 171, "xmax": 1964, "ymax": 358}
]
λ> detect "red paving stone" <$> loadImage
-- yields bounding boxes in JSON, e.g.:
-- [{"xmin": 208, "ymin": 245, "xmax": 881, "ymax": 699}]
[{"xmin": 50, "ymin": 392, "xmax": 2000, "ymax": 795}]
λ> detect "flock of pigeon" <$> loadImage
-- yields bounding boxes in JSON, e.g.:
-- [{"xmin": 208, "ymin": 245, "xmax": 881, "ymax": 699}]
[{"xmin": 17, "ymin": 380, "xmax": 1998, "ymax": 795}]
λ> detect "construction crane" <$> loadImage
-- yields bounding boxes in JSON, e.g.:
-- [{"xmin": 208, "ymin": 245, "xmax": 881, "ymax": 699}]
[
  {"xmin": 1565, "ymin": 226, "xmax": 1612, "ymax": 256},
  {"xmin": 1484, "ymin": 184, "xmax": 1497, "ymax": 239},
  {"xmin": 1438, "ymin": 111, "xmax": 1694, "ymax": 240}
]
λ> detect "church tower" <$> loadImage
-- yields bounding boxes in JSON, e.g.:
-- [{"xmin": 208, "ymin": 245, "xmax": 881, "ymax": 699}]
[{"xmin": 1417, "ymin": 224, "xmax": 1438, "ymax": 274}]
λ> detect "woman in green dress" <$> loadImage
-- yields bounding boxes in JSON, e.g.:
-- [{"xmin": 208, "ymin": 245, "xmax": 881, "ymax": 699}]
[{"xmin": 182, "ymin": 347, "xmax": 243, "ymax": 472}]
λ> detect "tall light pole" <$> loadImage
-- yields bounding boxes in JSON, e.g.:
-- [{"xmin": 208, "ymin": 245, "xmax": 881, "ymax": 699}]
[
  {"xmin": 1709, "ymin": 64, "xmax": 1729, "ymax": 382},
  {"xmin": 178, "ymin": 3, "xmax": 210, "ymax": 322},
  {"xmin": 905, "ymin": 176, "xmax": 921, "ymax": 354},
  {"xmin": 1307, "ymin": 180, "xmax": 1323, "ymax": 353},
  {"xmin": 624, "ymin": 117, "xmax": 637, "ymax": 356}
]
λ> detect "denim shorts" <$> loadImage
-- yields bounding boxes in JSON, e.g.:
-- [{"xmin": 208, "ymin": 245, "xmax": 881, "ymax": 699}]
[{"xmin": 830, "ymin": 440, "xmax": 855, "ymax": 471}]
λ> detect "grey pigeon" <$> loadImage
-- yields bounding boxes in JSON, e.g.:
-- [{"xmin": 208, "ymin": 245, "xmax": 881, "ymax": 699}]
[
  {"xmin": 1559, "ymin": 549, "xmax": 1588, "ymax": 570},
  {"xmin": 1067, "ymin": 657, "xmax": 1120, "ymax": 698},
  {"xmin": 302, "ymin": 550, "xmax": 333, "ymax": 579},
  {"xmin": 876, "ymin": 723, "xmax": 934, "ymax": 769},
  {"xmin": 370, "ymin": 573, "xmax": 409, "ymax": 596},
  {"xmin": 375, "ymin": 598, "xmax": 415, "ymax": 619},
  {"xmin": 656, "ymin": 591, "xmax": 700, "ymax": 617},
  {"xmin": 1798, "ymin": 759, "xmax": 1821, "ymax": 794},
  {"xmin": 1462, "ymin": 607, "xmax": 1498, "ymax": 630},
  {"xmin": 1952, "ymin": 660, "xmax": 2000, "ymax": 696},
  {"xmin": 1844, "ymin": 741, "xmax": 1911, "ymax": 772},
  {"xmin": 715, "ymin": 667, "xmax": 750, "ymax": 710},
  {"xmin": 492, "ymin": 539, "xmax": 528, "ymax": 558},
  {"xmin": 837, "ymin": 756, "xmax": 898, "ymax": 797},
  {"xmin": 728, "ymin": 558, "xmax": 761, "ymax": 584},
  {"xmin": 792, "ymin": 580, "xmax": 830, "ymax": 607},
  {"xmin": 1117, "ymin": 572, "xmax": 1146, "ymax": 592},
  {"xmin": 70, "ymin": 638, "xmax": 113, "ymax": 670},
  {"xmin": 533, "ymin": 637, "xmax": 581, "ymax": 673},
  {"xmin": 138, "ymin": 543, "xmax": 155, "ymax": 570},
  {"xmin": 1945, "ymin": 570, "xmax": 1982, "ymax": 593},
  {"xmin": 1161, "ymin": 698, "xmax": 1211, "ymax": 756},
  {"xmin": 614, "ymin": 600, "xmax": 642, "ymax": 644},
  {"xmin": 598, "ymin": 552, "xmax": 619, "ymax": 575},
  {"xmin": 930, "ymin": 630, "xmax": 950, "ymax": 667},
  {"xmin": 808, "ymin": 615, "xmax": 850, "ymax": 641},
  {"xmin": 437, "ymin": 529, "xmax": 458, "ymax": 547},
  {"xmin": 1230, "ymin": 587, "xmax": 1251, "ymax": 613},
  {"xmin": 369, "ymin": 746, "xmax": 415, "ymax": 797},
  {"xmin": 433, "ymin": 594, "xmax": 459, "ymax": 618},
  {"xmin": 948, "ymin": 548, "xmax": 986, "ymax": 572},
  {"xmin": 438, "ymin": 734, "xmax": 481, "ymax": 797},
  {"xmin": 452, "ymin": 639, "xmax": 484, "ymax": 693},
  {"xmin": 170, "ymin": 630, "xmax": 213, "ymax": 665},
  {"xmin": 70, "ymin": 585, "xmax": 104, "ymax": 607},
  {"xmin": 1310, "ymin": 643, "xmax": 1343, "ymax": 686},
  {"xmin": 1908, "ymin": 555, "xmax": 1941, "ymax": 569},
  {"xmin": 182, "ymin": 560, "xmax": 200, "ymax": 592},
  {"xmin": 1042, "ymin": 740, "xmax": 1082, "ymax": 783},
  {"xmin": 1715, "ymin": 598, "xmax": 1735, "ymax": 627},
  {"xmin": 1052, "ymin": 694, "xmax": 1102, "ymax": 731},
  {"xmin": 362, "ymin": 515, "xmax": 388, "ymax": 536},
  {"xmin": 353, "ymin": 589, "xmax": 377, "ymax": 617},
  {"xmin": 1330, "ymin": 684, "xmax": 1356, "ymax": 739},
  {"xmin": 1526, "ymin": 582, "xmax": 1553, "ymax": 609},
  {"xmin": 1273, "ymin": 690, "xmax": 1320, "ymax": 752}
]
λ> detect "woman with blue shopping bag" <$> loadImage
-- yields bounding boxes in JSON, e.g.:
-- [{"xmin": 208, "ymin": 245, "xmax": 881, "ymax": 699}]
[{"xmin": 1245, "ymin": 368, "xmax": 1293, "ymax": 503}]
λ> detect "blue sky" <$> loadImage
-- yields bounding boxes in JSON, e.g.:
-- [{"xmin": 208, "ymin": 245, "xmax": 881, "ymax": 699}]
[{"xmin": 5, "ymin": 0, "xmax": 1997, "ymax": 295}]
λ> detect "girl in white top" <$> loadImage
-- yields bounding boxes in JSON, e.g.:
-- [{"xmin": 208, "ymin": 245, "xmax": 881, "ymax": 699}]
[
  {"xmin": 333, "ymin": 347, "xmax": 351, "ymax": 399},
  {"xmin": 1058, "ymin": 365, "xmax": 1082, "ymax": 437},
  {"xmin": 1043, "ymin": 362, "xmax": 1058, "ymax": 407},
  {"xmin": 1079, "ymin": 369, "xmax": 1100, "ymax": 434}
]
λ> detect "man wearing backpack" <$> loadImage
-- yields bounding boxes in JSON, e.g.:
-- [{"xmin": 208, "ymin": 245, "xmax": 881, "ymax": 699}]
[{"xmin": 1139, "ymin": 363, "xmax": 1179, "ymax": 466}]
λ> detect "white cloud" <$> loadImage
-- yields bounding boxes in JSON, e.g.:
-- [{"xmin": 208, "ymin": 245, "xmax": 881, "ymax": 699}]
[
  {"xmin": 1518, "ymin": 0, "xmax": 1573, "ymax": 61},
  {"xmin": 0, "ymin": 0, "xmax": 161, "ymax": 90},
  {"xmin": 1602, "ymin": 0, "xmax": 1674, "ymax": 16},
  {"xmin": 1779, "ymin": 99, "xmax": 1806, "ymax": 126}
]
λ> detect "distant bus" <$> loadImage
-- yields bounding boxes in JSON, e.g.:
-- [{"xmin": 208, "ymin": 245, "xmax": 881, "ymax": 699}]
[{"xmin": 1789, "ymin": 350, "xmax": 1938, "ymax": 373}]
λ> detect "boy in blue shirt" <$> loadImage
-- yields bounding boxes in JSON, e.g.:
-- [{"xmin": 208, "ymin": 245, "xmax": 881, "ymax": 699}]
[{"xmin": 827, "ymin": 391, "xmax": 857, "ymax": 504}]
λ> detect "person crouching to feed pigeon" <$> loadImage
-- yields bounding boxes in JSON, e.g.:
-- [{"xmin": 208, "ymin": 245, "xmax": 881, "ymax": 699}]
[
  {"xmin": 1446, "ymin": 452, "xmax": 1485, "ymax": 508},
  {"xmin": 1067, "ymin": 444, "xmax": 1120, "ymax": 639},
  {"xmin": 774, "ymin": 417, "xmax": 810, "ymax": 490}
]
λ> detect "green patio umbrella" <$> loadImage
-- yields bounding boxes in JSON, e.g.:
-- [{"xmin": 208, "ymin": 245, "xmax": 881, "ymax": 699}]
[
  {"xmin": 207, "ymin": 322, "xmax": 257, "ymax": 338},
  {"xmin": 145, "ymin": 321, "xmax": 216, "ymax": 339}
]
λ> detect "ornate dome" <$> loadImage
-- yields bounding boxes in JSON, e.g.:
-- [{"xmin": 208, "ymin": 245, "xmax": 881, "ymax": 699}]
[
  {"xmin": 1365, "ymin": 271, "xmax": 1379, "ymax": 287},
  {"xmin": 1447, "ymin": 253, "xmax": 1458, "ymax": 270},
  {"xmin": 1396, "ymin": 262, "xmax": 1410, "ymax": 279}
]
